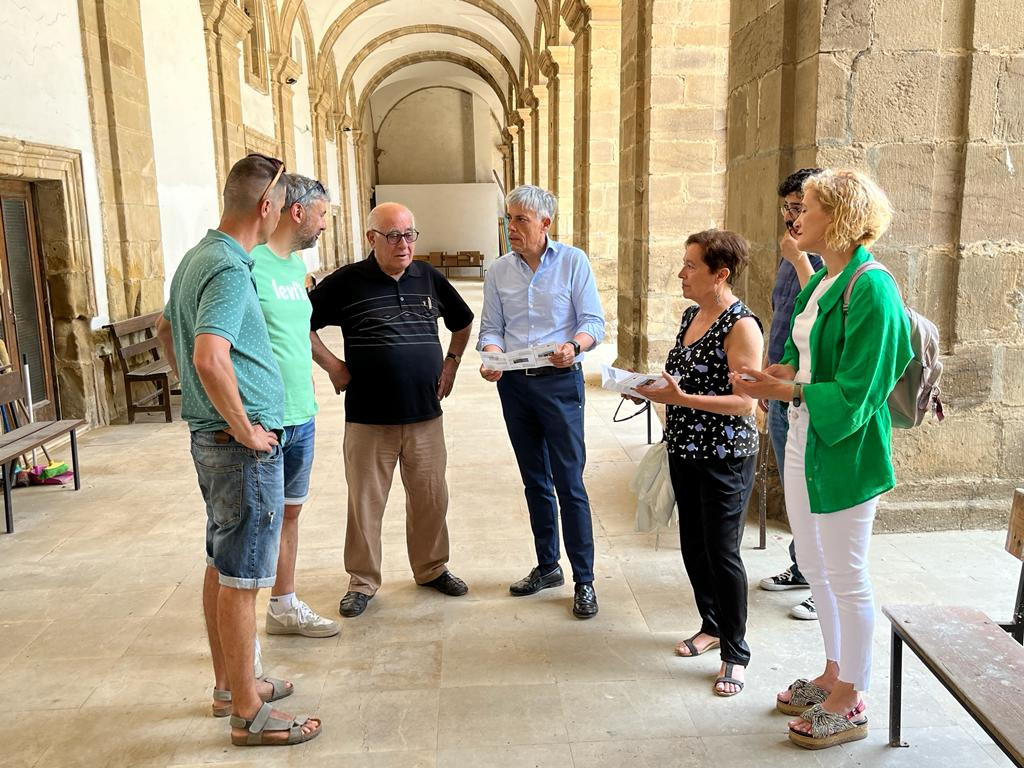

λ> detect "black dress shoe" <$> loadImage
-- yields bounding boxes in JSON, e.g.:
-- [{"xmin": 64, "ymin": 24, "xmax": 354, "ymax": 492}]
[
  {"xmin": 509, "ymin": 565, "xmax": 565, "ymax": 596},
  {"xmin": 420, "ymin": 571, "xmax": 469, "ymax": 596},
  {"xmin": 573, "ymin": 583, "xmax": 598, "ymax": 619},
  {"xmin": 339, "ymin": 591, "xmax": 371, "ymax": 617}
]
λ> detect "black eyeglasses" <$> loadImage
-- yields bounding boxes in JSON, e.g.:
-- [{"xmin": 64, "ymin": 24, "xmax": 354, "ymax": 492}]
[
  {"xmin": 371, "ymin": 229, "xmax": 420, "ymax": 245},
  {"xmin": 780, "ymin": 203, "xmax": 805, "ymax": 217},
  {"xmin": 246, "ymin": 152, "xmax": 286, "ymax": 203}
]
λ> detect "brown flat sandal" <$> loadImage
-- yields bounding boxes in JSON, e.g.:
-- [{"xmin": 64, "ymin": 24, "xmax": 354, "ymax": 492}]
[
  {"xmin": 211, "ymin": 676, "xmax": 293, "ymax": 717},
  {"xmin": 675, "ymin": 632, "xmax": 720, "ymax": 657}
]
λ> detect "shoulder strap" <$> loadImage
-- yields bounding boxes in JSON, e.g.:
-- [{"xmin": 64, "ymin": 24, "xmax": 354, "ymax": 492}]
[{"xmin": 842, "ymin": 261, "xmax": 895, "ymax": 315}]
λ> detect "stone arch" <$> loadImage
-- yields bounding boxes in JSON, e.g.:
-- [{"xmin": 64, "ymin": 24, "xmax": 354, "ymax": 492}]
[
  {"xmin": 314, "ymin": 0, "xmax": 535, "ymax": 91},
  {"xmin": 338, "ymin": 25, "xmax": 521, "ymax": 109},
  {"xmin": 356, "ymin": 52, "xmax": 510, "ymax": 125},
  {"xmin": 294, "ymin": 2, "xmax": 317, "ymax": 78}
]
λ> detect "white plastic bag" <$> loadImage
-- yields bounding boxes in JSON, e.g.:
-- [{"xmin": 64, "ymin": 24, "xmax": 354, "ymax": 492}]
[{"xmin": 630, "ymin": 441, "xmax": 677, "ymax": 532}]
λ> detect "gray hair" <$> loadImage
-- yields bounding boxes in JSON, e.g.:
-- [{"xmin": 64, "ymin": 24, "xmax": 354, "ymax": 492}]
[
  {"xmin": 284, "ymin": 173, "xmax": 329, "ymax": 208},
  {"xmin": 505, "ymin": 185, "xmax": 557, "ymax": 221}
]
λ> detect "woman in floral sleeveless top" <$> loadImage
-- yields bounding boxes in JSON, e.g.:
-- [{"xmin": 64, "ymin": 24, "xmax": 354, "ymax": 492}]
[{"xmin": 636, "ymin": 229, "xmax": 763, "ymax": 698}]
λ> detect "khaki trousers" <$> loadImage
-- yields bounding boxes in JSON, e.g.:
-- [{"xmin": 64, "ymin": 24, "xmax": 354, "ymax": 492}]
[{"xmin": 343, "ymin": 416, "xmax": 450, "ymax": 596}]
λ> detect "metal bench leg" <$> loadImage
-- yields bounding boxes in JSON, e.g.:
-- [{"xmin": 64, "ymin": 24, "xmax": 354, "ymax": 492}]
[
  {"xmin": 70, "ymin": 430, "xmax": 81, "ymax": 491},
  {"xmin": 889, "ymin": 626, "xmax": 908, "ymax": 747},
  {"xmin": 2, "ymin": 460, "xmax": 12, "ymax": 533},
  {"xmin": 161, "ymin": 375, "xmax": 172, "ymax": 422}
]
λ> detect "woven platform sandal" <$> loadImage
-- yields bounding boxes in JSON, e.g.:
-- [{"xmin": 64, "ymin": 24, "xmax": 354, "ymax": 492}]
[
  {"xmin": 776, "ymin": 678, "xmax": 828, "ymax": 716},
  {"xmin": 788, "ymin": 701, "xmax": 868, "ymax": 750},
  {"xmin": 713, "ymin": 662, "xmax": 745, "ymax": 697},
  {"xmin": 211, "ymin": 676, "xmax": 294, "ymax": 717},
  {"xmin": 229, "ymin": 701, "xmax": 322, "ymax": 746}
]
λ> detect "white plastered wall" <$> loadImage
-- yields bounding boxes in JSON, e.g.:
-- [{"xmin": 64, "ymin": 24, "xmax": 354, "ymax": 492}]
[
  {"xmin": 0, "ymin": 0, "xmax": 110, "ymax": 327},
  {"xmin": 140, "ymin": 0, "xmax": 220, "ymax": 295},
  {"xmin": 375, "ymin": 183, "xmax": 503, "ymax": 266}
]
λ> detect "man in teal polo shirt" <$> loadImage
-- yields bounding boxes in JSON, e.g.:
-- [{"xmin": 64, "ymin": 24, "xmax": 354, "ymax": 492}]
[
  {"xmin": 250, "ymin": 173, "xmax": 338, "ymax": 639},
  {"xmin": 157, "ymin": 154, "xmax": 322, "ymax": 747}
]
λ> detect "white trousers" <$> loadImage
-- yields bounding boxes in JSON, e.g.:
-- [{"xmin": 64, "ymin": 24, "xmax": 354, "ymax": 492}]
[{"xmin": 784, "ymin": 404, "xmax": 877, "ymax": 691}]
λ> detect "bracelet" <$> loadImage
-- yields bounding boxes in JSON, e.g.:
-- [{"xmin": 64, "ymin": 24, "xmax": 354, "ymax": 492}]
[
  {"xmin": 791, "ymin": 382, "xmax": 803, "ymax": 407},
  {"xmin": 446, "ymin": 352, "xmax": 461, "ymax": 363}
]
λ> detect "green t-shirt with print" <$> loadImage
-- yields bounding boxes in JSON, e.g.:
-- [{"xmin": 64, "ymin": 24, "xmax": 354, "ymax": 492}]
[
  {"xmin": 250, "ymin": 244, "xmax": 318, "ymax": 426},
  {"xmin": 163, "ymin": 230, "xmax": 284, "ymax": 433}
]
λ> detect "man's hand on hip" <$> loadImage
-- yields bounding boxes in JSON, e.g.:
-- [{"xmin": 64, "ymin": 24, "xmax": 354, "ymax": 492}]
[
  {"xmin": 227, "ymin": 423, "xmax": 279, "ymax": 453},
  {"xmin": 437, "ymin": 357, "xmax": 459, "ymax": 399},
  {"xmin": 328, "ymin": 360, "xmax": 351, "ymax": 394}
]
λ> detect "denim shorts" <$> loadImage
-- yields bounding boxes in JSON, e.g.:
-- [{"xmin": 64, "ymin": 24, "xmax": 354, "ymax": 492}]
[
  {"xmin": 282, "ymin": 418, "xmax": 315, "ymax": 505},
  {"xmin": 190, "ymin": 430, "xmax": 284, "ymax": 590}
]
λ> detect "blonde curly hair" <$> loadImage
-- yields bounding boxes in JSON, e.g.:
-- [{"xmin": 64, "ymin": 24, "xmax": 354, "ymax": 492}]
[{"xmin": 803, "ymin": 169, "xmax": 892, "ymax": 252}]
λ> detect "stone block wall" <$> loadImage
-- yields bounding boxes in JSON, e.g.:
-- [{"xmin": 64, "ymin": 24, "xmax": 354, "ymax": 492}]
[{"xmin": 728, "ymin": 0, "xmax": 1024, "ymax": 529}]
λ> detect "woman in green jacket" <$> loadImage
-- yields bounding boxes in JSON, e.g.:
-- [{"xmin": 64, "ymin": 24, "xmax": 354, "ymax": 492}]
[{"xmin": 732, "ymin": 169, "xmax": 912, "ymax": 750}]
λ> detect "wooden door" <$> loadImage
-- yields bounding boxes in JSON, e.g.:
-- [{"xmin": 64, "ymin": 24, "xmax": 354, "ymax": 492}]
[{"xmin": 0, "ymin": 180, "xmax": 57, "ymax": 421}]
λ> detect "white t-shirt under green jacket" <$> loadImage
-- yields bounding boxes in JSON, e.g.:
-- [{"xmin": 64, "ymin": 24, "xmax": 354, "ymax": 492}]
[{"xmin": 250, "ymin": 244, "xmax": 318, "ymax": 426}]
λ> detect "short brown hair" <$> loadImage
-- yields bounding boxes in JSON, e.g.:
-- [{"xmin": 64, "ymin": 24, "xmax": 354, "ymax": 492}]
[
  {"xmin": 223, "ymin": 153, "xmax": 285, "ymax": 214},
  {"xmin": 685, "ymin": 229, "xmax": 749, "ymax": 285}
]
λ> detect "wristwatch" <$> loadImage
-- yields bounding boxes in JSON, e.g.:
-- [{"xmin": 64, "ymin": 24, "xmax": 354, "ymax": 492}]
[
  {"xmin": 445, "ymin": 352, "xmax": 461, "ymax": 363},
  {"xmin": 568, "ymin": 340, "xmax": 581, "ymax": 356},
  {"xmin": 791, "ymin": 382, "xmax": 803, "ymax": 407}
]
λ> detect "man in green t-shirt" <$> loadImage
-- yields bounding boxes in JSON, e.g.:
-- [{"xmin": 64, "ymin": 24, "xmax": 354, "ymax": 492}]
[{"xmin": 251, "ymin": 174, "xmax": 338, "ymax": 639}]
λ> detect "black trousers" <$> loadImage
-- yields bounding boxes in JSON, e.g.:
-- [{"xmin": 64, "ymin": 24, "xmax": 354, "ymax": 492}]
[{"xmin": 668, "ymin": 452, "xmax": 755, "ymax": 666}]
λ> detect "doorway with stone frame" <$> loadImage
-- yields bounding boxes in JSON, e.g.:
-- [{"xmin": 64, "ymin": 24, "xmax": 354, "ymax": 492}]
[
  {"xmin": 0, "ymin": 179, "xmax": 58, "ymax": 422},
  {"xmin": 0, "ymin": 138, "xmax": 103, "ymax": 426}
]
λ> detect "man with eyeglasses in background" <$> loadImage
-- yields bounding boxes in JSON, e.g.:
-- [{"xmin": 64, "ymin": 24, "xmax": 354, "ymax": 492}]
[
  {"xmin": 309, "ymin": 202, "xmax": 474, "ymax": 618},
  {"xmin": 757, "ymin": 168, "xmax": 824, "ymax": 622},
  {"xmin": 249, "ymin": 173, "xmax": 339, "ymax": 640}
]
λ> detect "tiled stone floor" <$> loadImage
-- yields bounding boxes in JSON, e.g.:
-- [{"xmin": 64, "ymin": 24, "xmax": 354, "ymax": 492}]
[{"xmin": 0, "ymin": 280, "xmax": 1018, "ymax": 767}]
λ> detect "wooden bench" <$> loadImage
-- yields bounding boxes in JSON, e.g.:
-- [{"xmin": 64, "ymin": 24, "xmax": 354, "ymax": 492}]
[
  {"xmin": 0, "ymin": 371, "xmax": 83, "ymax": 534},
  {"xmin": 105, "ymin": 311, "xmax": 179, "ymax": 423},
  {"xmin": 884, "ymin": 488, "xmax": 1024, "ymax": 766}
]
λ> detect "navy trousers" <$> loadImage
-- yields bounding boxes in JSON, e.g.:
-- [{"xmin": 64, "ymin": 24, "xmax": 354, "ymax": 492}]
[{"xmin": 497, "ymin": 367, "xmax": 595, "ymax": 583}]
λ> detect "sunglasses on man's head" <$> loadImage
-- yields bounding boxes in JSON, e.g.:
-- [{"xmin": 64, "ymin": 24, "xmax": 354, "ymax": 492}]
[{"xmin": 246, "ymin": 152, "xmax": 286, "ymax": 203}]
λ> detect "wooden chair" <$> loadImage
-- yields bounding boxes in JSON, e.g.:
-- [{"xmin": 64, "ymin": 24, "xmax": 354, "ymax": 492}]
[{"xmin": 104, "ymin": 312, "xmax": 178, "ymax": 423}]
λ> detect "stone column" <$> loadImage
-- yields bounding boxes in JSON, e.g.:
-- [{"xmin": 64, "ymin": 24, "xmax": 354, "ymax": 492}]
[
  {"xmin": 309, "ymin": 90, "xmax": 335, "ymax": 269},
  {"xmin": 535, "ymin": 85, "xmax": 549, "ymax": 192},
  {"xmin": 515, "ymin": 105, "xmax": 533, "ymax": 187},
  {"xmin": 564, "ymin": 0, "xmax": 621, "ymax": 336},
  {"xmin": 498, "ymin": 139, "xmax": 513, "ymax": 195},
  {"xmin": 351, "ymin": 130, "xmax": 369, "ymax": 239},
  {"xmin": 617, "ymin": 0, "xmax": 728, "ymax": 369},
  {"xmin": 200, "ymin": 0, "xmax": 252, "ymax": 197},
  {"xmin": 508, "ymin": 114, "xmax": 525, "ymax": 188},
  {"xmin": 335, "ymin": 115, "xmax": 354, "ymax": 265},
  {"xmin": 77, "ymin": 0, "xmax": 167, "ymax": 320},
  {"xmin": 542, "ymin": 46, "xmax": 575, "ymax": 243},
  {"xmin": 270, "ymin": 52, "xmax": 300, "ymax": 169}
]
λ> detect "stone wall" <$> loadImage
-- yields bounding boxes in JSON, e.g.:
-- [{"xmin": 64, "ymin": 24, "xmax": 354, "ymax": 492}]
[
  {"xmin": 727, "ymin": 0, "xmax": 1024, "ymax": 529},
  {"xmin": 617, "ymin": 0, "xmax": 731, "ymax": 371}
]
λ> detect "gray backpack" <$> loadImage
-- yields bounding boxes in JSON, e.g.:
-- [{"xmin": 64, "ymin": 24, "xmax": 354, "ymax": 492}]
[{"xmin": 842, "ymin": 262, "xmax": 945, "ymax": 428}]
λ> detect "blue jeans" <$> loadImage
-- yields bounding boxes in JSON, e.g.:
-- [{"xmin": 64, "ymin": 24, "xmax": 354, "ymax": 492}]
[
  {"xmin": 282, "ymin": 418, "xmax": 315, "ymax": 505},
  {"xmin": 497, "ymin": 368, "xmax": 595, "ymax": 583},
  {"xmin": 191, "ymin": 430, "xmax": 284, "ymax": 590},
  {"xmin": 768, "ymin": 399, "xmax": 802, "ymax": 581}
]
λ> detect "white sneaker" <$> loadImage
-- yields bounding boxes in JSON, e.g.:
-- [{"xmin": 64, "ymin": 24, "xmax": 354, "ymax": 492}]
[
  {"xmin": 790, "ymin": 596, "xmax": 818, "ymax": 621},
  {"xmin": 266, "ymin": 599, "xmax": 341, "ymax": 638}
]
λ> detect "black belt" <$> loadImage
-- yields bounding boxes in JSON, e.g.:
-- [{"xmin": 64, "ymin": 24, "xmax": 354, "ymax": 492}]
[{"xmin": 513, "ymin": 363, "xmax": 581, "ymax": 377}]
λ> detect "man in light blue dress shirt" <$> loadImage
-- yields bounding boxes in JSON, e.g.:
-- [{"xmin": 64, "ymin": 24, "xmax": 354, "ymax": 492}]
[{"xmin": 478, "ymin": 185, "xmax": 606, "ymax": 619}]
